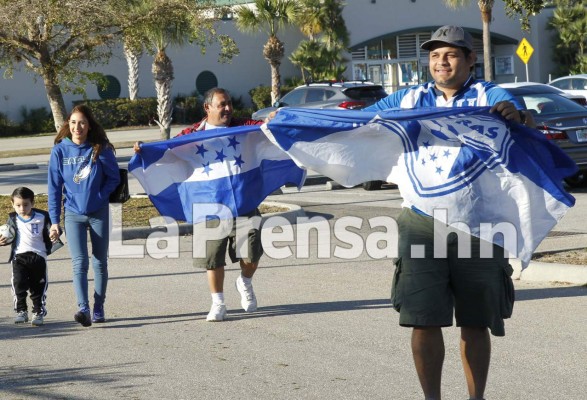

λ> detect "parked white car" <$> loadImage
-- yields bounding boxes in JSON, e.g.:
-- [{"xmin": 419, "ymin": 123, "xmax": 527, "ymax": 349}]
[
  {"xmin": 500, "ymin": 81, "xmax": 586, "ymax": 106},
  {"xmin": 549, "ymin": 74, "xmax": 587, "ymax": 101}
]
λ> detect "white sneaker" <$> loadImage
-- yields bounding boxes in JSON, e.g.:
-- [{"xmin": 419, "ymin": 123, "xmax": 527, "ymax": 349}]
[
  {"xmin": 31, "ymin": 313, "xmax": 44, "ymax": 326},
  {"xmin": 206, "ymin": 303, "xmax": 227, "ymax": 322},
  {"xmin": 236, "ymin": 276, "xmax": 257, "ymax": 312},
  {"xmin": 14, "ymin": 311, "xmax": 28, "ymax": 324}
]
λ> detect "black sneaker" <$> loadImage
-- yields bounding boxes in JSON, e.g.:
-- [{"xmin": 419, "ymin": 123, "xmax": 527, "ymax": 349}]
[
  {"xmin": 74, "ymin": 309, "xmax": 92, "ymax": 327},
  {"xmin": 92, "ymin": 304, "xmax": 105, "ymax": 323}
]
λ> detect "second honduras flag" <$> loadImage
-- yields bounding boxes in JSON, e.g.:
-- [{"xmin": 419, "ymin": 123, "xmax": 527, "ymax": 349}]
[
  {"xmin": 263, "ymin": 107, "xmax": 577, "ymax": 264},
  {"xmin": 128, "ymin": 125, "xmax": 306, "ymax": 223}
]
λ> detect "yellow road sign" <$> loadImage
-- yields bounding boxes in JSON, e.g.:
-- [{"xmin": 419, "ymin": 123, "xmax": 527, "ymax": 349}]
[{"xmin": 516, "ymin": 38, "xmax": 534, "ymax": 64}]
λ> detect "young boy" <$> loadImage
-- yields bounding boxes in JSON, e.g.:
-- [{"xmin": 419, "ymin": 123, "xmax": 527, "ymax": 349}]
[{"xmin": 0, "ymin": 187, "xmax": 59, "ymax": 326}]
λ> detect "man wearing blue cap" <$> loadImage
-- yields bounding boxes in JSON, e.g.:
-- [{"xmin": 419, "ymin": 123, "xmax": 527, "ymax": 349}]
[{"xmin": 365, "ymin": 25, "xmax": 534, "ymax": 400}]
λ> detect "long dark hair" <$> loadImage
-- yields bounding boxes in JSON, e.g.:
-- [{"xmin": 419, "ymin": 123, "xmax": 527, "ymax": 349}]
[{"xmin": 54, "ymin": 104, "xmax": 115, "ymax": 161}]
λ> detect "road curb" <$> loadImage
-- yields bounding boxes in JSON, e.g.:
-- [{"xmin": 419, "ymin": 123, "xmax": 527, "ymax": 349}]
[
  {"xmin": 511, "ymin": 259, "xmax": 587, "ymax": 285},
  {"xmin": 0, "ymin": 163, "xmax": 39, "ymax": 172}
]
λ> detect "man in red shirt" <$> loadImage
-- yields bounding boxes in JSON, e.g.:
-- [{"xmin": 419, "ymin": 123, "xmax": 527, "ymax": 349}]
[{"xmin": 134, "ymin": 88, "xmax": 263, "ymax": 322}]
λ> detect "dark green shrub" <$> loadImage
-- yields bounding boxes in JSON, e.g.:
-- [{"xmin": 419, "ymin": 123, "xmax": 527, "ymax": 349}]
[
  {"xmin": 173, "ymin": 94, "xmax": 203, "ymax": 124},
  {"xmin": 117, "ymin": 98, "xmax": 158, "ymax": 126},
  {"xmin": 233, "ymin": 108, "xmax": 255, "ymax": 119},
  {"xmin": 73, "ymin": 98, "xmax": 158, "ymax": 129},
  {"xmin": 18, "ymin": 107, "xmax": 54, "ymax": 134},
  {"xmin": 249, "ymin": 82, "xmax": 301, "ymax": 110},
  {"xmin": 249, "ymin": 86, "xmax": 272, "ymax": 110},
  {"xmin": 0, "ymin": 112, "xmax": 19, "ymax": 137}
]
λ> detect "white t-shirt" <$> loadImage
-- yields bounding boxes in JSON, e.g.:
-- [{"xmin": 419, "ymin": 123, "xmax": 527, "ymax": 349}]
[
  {"xmin": 15, "ymin": 211, "xmax": 48, "ymax": 259},
  {"xmin": 204, "ymin": 122, "xmax": 228, "ymax": 130}
]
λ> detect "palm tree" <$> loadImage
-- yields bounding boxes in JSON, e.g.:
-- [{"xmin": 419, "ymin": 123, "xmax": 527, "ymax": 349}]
[
  {"xmin": 124, "ymin": 40, "xmax": 142, "ymax": 101},
  {"xmin": 290, "ymin": 40, "xmax": 324, "ymax": 81},
  {"xmin": 122, "ymin": 0, "xmax": 238, "ymax": 138},
  {"xmin": 120, "ymin": 0, "xmax": 147, "ymax": 101},
  {"xmin": 548, "ymin": 0, "xmax": 587, "ymax": 75},
  {"xmin": 444, "ymin": 0, "xmax": 495, "ymax": 81},
  {"xmin": 292, "ymin": 0, "xmax": 349, "ymax": 81},
  {"xmin": 235, "ymin": 0, "xmax": 301, "ymax": 104},
  {"xmin": 443, "ymin": 0, "xmax": 545, "ymax": 81}
]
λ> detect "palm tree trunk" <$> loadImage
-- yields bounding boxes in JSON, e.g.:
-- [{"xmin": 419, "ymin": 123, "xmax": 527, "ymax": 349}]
[
  {"xmin": 152, "ymin": 50, "xmax": 174, "ymax": 139},
  {"xmin": 479, "ymin": 0, "xmax": 494, "ymax": 81},
  {"xmin": 124, "ymin": 43, "xmax": 141, "ymax": 101},
  {"xmin": 270, "ymin": 62, "xmax": 281, "ymax": 104}
]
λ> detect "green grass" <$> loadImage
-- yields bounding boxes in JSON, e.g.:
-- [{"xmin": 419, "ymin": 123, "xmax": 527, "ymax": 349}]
[{"xmin": 1, "ymin": 196, "xmax": 163, "ymax": 227}]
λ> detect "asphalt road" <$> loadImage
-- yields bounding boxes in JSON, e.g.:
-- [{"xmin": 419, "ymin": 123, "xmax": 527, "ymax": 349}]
[{"xmin": 0, "ymin": 214, "xmax": 585, "ymax": 399}]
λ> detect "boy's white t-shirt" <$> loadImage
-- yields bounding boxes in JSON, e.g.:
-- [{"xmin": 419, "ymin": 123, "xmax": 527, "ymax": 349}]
[{"xmin": 15, "ymin": 211, "xmax": 48, "ymax": 259}]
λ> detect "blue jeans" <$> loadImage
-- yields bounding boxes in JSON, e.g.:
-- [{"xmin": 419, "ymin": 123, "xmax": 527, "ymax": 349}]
[{"xmin": 65, "ymin": 205, "xmax": 110, "ymax": 310}]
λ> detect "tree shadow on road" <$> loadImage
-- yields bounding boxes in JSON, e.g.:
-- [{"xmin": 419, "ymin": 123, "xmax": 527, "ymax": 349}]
[{"xmin": 0, "ymin": 363, "xmax": 147, "ymax": 400}]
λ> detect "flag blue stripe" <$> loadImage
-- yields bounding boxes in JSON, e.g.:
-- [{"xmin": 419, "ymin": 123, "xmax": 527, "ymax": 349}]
[{"xmin": 129, "ymin": 125, "xmax": 306, "ymax": 223}]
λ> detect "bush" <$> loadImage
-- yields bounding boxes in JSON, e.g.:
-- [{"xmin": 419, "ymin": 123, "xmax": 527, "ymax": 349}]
[
  {"xmin": 73, "ymin": 98, "xmax": 158, "ymax": 129},
  {"xmin": 249, "ymin": 86, "xmax": 272, "ymax": 110},
  {"xmin": 173, "ymin": 94, "xmax": 203, "ymax": 124},
  {"xmin": 249, "ymin": 81, "xmax": 301, "ymax": 110},
  {"xmin": 233, "ymin": 108, "xmax": 255, "ymax": 119},
  {"xmin": 19, "ymin": 107, "xmax": 55, "ymax": 134},
  {"xmin": 0, "ymin": 108, "xmax": 54, "ymax": 137},
  {"xmin": 0, "ymin": 112, "xmax": 19, "ymax": 137}
]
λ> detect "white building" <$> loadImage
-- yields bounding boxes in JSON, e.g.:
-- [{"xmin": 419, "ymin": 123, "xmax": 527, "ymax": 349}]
[{"xmin": 0, "ymin": 1, "xmax": 559, "ymax": 122}]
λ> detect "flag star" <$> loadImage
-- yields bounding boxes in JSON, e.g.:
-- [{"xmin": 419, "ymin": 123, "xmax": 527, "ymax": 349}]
[
  {"xmin": 422, "ymin": 140, "xmax": 431, "ymax": 148},
  {"xmin": 233, "ymin": 154, "xmax": 245, "ymax": 168},
  {"xmin": 195, "ymin": 144, "xmax": 208, "ymax": 157},
  {"xmin": 215, "ymin": 149, "xmax": 227, "ymax": 162},
  {"xmin": 443, "ymin": 149, "xmax": 451, "ymax": 158},
  {"xmin": 228, "ymin": 136, "xmax": 240, "ymax": 150},
  {"xmin": 430, "ymin": 153, "xmax": 438, "ymax": 161},
  {"xmin": 202, "ymin": 161, "xmax": 212, "ymax": 176},
  {"xmin": 436, "ymin": 166, "xmax": 443, "ymax": 174},
  {"xmin": 421, "ymin": 158, "xmax": 426, "ymax": 166}
]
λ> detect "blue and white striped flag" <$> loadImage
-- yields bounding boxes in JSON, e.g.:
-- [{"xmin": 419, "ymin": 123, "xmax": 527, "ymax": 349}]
[
  {"xmin": 128, "ymin": 125, "xmax": 306, "ymax": 223},
  {"xmin": 263, "ymin": 107, "xmax": 577, "ymax": 263}
]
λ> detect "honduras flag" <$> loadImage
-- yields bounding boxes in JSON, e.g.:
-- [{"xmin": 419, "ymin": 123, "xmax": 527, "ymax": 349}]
[
  {"xmin": 128, "ymin": 125, "xmax": 306, "ymax": 223},
  {"xmin": 263, "ymin": 107, "xmax": 577, "ymax": 264}
]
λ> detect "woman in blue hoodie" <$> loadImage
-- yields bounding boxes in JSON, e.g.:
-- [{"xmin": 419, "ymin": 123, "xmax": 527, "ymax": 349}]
[{"xmin": 48, "ymin": 105, "xmax": 120, "ymax": 327}]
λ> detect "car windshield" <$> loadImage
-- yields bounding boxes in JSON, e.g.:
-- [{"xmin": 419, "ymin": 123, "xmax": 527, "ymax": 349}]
[{"xmin": 513, "ymin": 93, "xmax": 587, "ymax": 116}]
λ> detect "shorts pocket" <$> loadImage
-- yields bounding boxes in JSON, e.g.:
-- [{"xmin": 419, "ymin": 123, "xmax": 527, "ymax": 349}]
[
  {"xmin": 501, "ymin": 263, "xmax": 515, "ymax": 318},
  {"xmin": 390, "ymin": 258, "xmax": 403, "ymax": 312}
]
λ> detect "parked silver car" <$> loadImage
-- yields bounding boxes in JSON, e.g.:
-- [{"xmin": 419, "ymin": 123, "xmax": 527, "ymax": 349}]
[
  {"xmin": 252, "ymin": 81, "xmax": 387, "ymax": 121},
  {"xmin": 501, "ymin": 83, "xmax": 587, "ymax": 187}
]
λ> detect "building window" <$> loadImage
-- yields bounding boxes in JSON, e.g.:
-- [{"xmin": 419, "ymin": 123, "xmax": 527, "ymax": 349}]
[
  {"xmin": 196, "ymin": 71, "xmax": 219, "ymax": 95},
  {"xmin": 97, "ymin": 75, "xmax": 121, "ymax": 99}
]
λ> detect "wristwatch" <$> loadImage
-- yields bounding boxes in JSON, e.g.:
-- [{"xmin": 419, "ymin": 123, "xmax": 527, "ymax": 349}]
[{"xmin": 518, "ymin": 110, "xmax": 527, "ymax": 125}]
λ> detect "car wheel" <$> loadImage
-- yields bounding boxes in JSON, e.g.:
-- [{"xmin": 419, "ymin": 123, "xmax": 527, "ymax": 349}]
[
  {"xmin": 362, "ymin": 180, "xmax": 384, "ymax": 190},
  {"xmin": 564, "ymin": 172, "xmax": 587, "ymax": 188}
]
